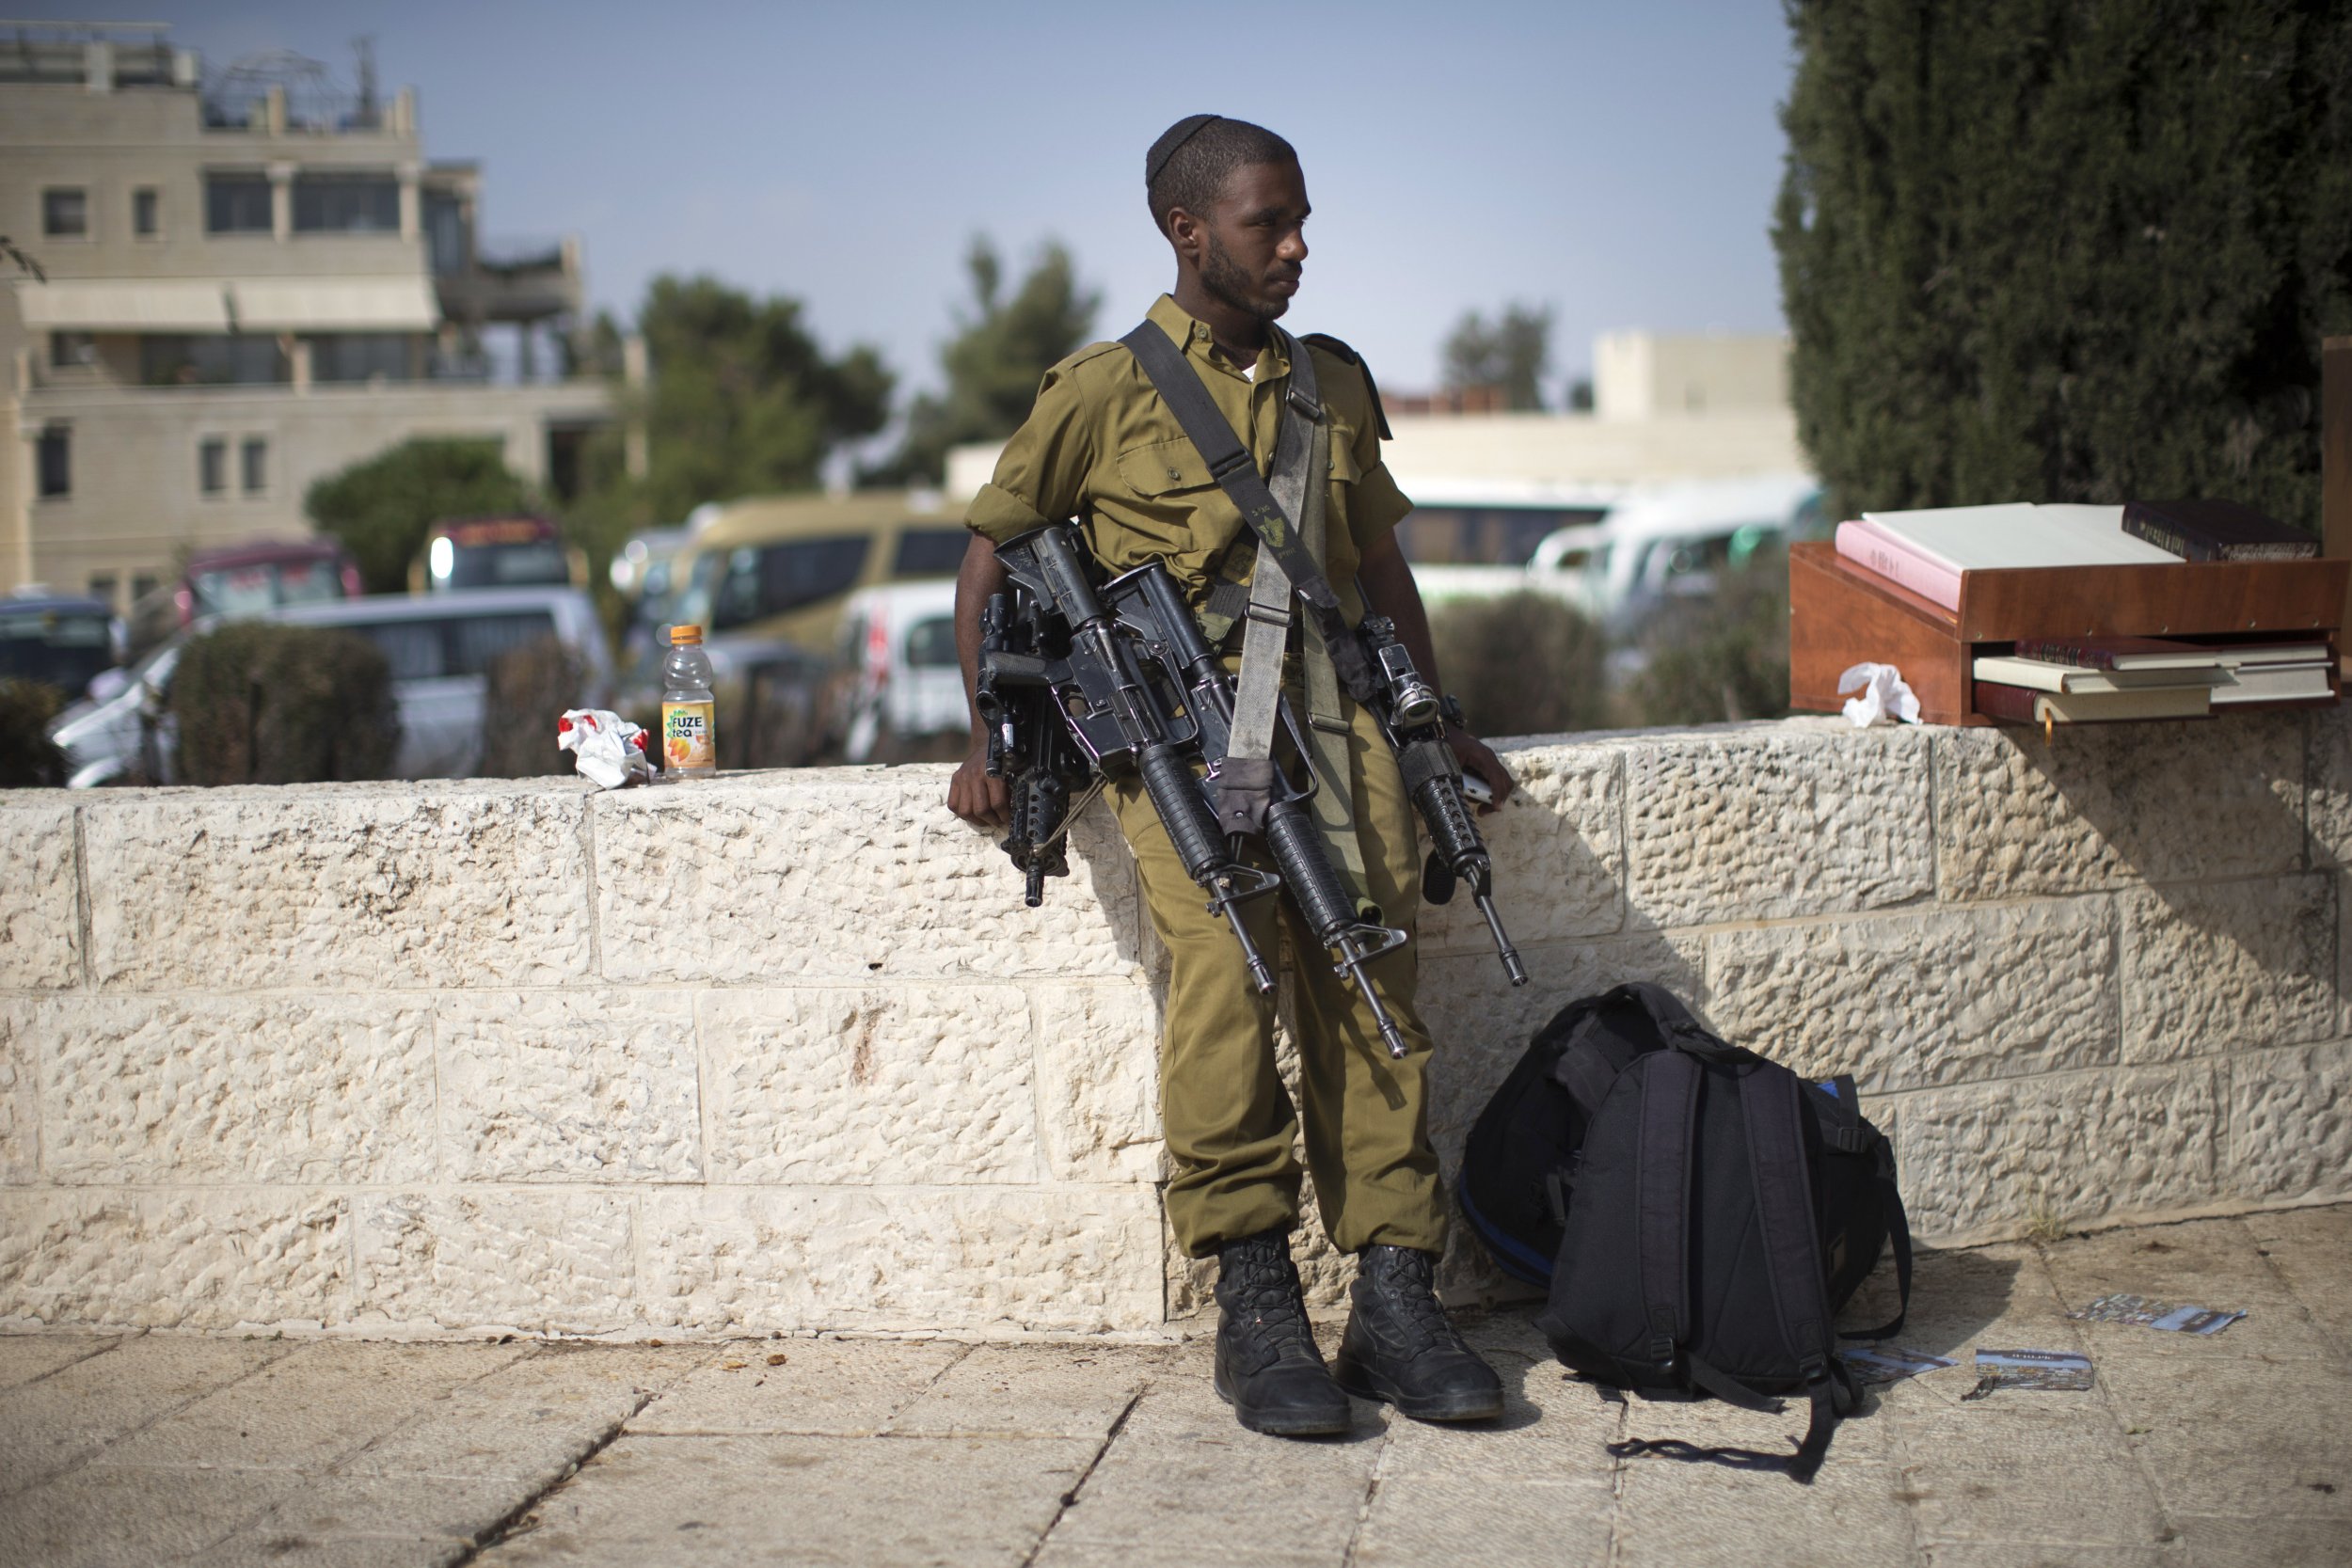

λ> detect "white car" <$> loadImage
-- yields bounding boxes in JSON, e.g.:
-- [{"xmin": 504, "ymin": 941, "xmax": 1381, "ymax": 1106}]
[
  {"xmin": 53, "ymin": 588, "xmax": 612, "ymax": 786},
  {"xmin": 830, "ymin": 580, "xmax": 967, "ymax": 763},
  {"xmin": 1573, "ymin": 473, "xmax": 1821, "ymax": 633}
]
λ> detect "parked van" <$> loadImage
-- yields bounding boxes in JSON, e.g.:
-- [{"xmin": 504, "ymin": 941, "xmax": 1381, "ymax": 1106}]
[
  {"xmin": 127, "ymin": 539, "xmax": 363, "ymax": 657},
  {"xmin": 616, "ymin": 491, "xmax": 970, "ymax": 760},
  {"xmin": 1575, "ymin": 473, "xmax": 1820, "ymax": 632},
  {"xmin": 829, "ymin": 580, "xmax": 966, "ymax": 762},
  {"xmin": 0, "ymin": 590, "xmax": 120, "ymax": 697},
  {"xmin": 412, "ymin": 515, "xmax": 585, "ymax": 594},
  {"xmin": 52, "ymin": 588, "xmax": 612, "ymax": 787}
]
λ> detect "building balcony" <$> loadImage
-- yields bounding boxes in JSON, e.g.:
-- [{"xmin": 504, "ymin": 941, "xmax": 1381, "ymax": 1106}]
[{"xmin": 434, "ymin": 235, "xmax": 584, "ymax": 327}]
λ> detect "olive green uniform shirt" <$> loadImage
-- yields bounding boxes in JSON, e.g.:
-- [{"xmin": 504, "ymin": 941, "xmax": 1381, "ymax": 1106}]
[{"xmin": 965, "ymin": 294, "xmax": 1414, "ymax": 622}]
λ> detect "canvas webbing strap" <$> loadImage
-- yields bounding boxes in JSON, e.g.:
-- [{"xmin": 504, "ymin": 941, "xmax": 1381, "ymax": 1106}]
[
  {"xmin": 1737, "ymin": 1063, "xmax": 1851, "ymax": 1481},
  {"xmin": 1635, "ymin": 1050, "xmax": 1701, "ymax": 1372},
  {"xmin": 1117, "ymin": 321, "xmax": 1376, "ymax": 702}
]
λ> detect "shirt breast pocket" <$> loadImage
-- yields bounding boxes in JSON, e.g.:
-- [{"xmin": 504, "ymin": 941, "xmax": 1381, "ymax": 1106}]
[{"xmin": 1117, "ymin": 436, "xmax": 1216, "ymax": 499}]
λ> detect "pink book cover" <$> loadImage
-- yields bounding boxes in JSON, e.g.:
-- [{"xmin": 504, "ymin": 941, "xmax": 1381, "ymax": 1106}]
[{"xmin": 1835, "ymin": 518, "xmax": 1963, "ymax": 610}]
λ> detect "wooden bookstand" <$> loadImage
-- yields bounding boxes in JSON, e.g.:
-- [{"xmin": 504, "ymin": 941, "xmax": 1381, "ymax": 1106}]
[{"xmin": 1788, "ymin": 542, "xmax": 2348, "ymax": 725}]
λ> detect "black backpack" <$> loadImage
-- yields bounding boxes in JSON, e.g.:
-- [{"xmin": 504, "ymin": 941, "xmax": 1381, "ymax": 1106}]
[{"xmin": 1459, "ymin": 983, "xmax": 1912, "ymax": 1481}]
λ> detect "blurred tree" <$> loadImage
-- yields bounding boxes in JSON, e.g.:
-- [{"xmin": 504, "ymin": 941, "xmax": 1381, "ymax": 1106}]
[
  {"xmin": 1441, "ymin": 304, "xmax": 1554, "ymax": 411},
  {"xmin": 1617, "ymin": 548, "xmax": 1794, "ymax": 727},
  {"xmin": 306, "ymin": 438, "xmax": 534, "ymax": 594},
  {"xmin": 1429, "ymin": 592, "xmax": 1609, "ymax": 738},
  {"xmin": 872, "ymin": 237, "xmax": 1100, "ymax": 485},
  {"xmin": 1776, "ymin": 0, "xmax": 2352, "ymax": 526},
  {"xmin": 0, "ymin": 677, "xmax": 67, "ymax": 788}
]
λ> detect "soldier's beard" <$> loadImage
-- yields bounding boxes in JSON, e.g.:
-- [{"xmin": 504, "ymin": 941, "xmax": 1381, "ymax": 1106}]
[{"xmin": 1201, "ymin": 228, "xmax": 1290, "ymax": 323}]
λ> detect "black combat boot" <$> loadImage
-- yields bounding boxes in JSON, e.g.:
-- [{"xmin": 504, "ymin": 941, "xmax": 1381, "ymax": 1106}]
[
  {"xmin": 1333, "ymin": 1244, "xmax": 1505, "ymax": 1422},
  {"xmin": 1212, "ymin": 1229, "xmax": 1353, "ymax": 1437}
]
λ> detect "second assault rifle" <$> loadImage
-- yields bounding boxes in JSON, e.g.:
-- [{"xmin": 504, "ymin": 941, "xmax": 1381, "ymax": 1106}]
[{"xmin": 977, "ymin": 523, "xmax": 1416, "ymax": 1055}]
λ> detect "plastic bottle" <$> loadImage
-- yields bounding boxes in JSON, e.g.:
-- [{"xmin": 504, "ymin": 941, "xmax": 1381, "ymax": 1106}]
[{"xmin": 660, "ymin": 625, "xmax": 717, "ymax": 778}]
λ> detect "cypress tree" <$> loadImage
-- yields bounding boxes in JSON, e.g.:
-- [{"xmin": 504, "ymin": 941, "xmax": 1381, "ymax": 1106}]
[{"xmin": 1775, "ymin": 0, "xmax": 2352, "ymax": 527}]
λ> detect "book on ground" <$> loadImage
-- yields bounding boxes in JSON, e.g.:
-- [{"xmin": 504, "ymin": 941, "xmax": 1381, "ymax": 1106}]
[
  {"xmin": 2123, "ymin": 499, "xmax": 2320, "ymax": 562},
  {"xmin": 1973, "ymin": 681, "xmax": 2214, "ymax": 724},
  {"xmin": 1971, "ymin": 655, "xmax": 2227, "ymax": 694}
]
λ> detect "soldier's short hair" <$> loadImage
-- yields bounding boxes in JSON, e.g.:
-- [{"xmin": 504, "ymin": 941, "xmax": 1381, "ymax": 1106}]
[{"xmin": 1146, "ymin": 116, "xmax": 1297, "ymax": 236}]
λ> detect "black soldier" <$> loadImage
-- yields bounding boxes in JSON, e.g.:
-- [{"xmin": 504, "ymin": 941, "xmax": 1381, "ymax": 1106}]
[{"xmin": 949, "ymin": 115, "xmax": 1515, "ymax": 1435}]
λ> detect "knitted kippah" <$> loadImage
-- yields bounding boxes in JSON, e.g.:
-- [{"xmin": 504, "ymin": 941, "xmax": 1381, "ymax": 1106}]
[{"xmin": 1146, "ymin": 114, "xmax": 1223, "ymax": 184}]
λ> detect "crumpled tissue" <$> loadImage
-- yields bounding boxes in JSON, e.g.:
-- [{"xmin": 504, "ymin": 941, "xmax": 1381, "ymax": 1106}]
[
  {"xmin": 558, "ymin": 708, "xmax": 653, "ymax": 789},
  {"xmin": 1837, "ymin": 662, "xmax": 1922, "ymax": 728}
]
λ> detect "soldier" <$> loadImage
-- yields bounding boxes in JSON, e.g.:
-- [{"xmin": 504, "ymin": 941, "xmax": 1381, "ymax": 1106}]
[{"xmin": 947, "ymin": 115, "xmax": 1515, "ymax": 1436}]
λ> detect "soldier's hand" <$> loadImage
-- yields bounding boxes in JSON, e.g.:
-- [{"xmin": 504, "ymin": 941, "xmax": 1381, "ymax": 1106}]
[
  {"xmin": 1447, "ymin": 725, "xmax": 1515, "ymax": 815},
  {"xmin": 948, "ymin": 740, "xmax": 1010, "ymax": 831}
]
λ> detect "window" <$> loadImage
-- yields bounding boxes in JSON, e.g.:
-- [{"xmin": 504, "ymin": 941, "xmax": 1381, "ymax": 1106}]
[
  {"xmin": 711, "ymin": 537, "xmax": 870, "ymax": 630},
  {"xmin": 891, "ymin": 527, "xmax": 972, "ymax": 578},
  {"xmin": 88, "ymin": 574, "xmax": 118, "ymax": 610},
  {"xmin": 50, "ymin": 331, "xmax": 95, "ymax": 369},
  {"xmin": 142, "ymin": 335, "xmax": 289, "ymax": 387},
  {"xmin": 292, "ymin": 172, "xmax": 399, "ymax": 233},
  {"xmin": 133, "ymin": 187, "xmax": 158, "ymax": 236},
  {"xmin": 240, "ymin": 437, "xmax": 267, "ymax": 496},
  {"xmin": 423, "ymin": 190, "xmax": 466, "ymax": 274},
  {"xmin": 307, "ymin": 333, "xmax": 413, "ymax": 384},
  {"xmin": 205, "ymin": 173, "xmax": 273, "ymax": 234},
  {"xmin": 905, "ymin": 616, "xmax": 960, "ymax": 669},
  {"xmin": 36, "ymin": 426, "xmax": 70, "ymax": 499},
  {"xmin": 199, "ymin": 437, "xmax": 227, "ymax": 495},
  {"xmin": 42, "ymin": 188, "xmax": 87, "ymax": 237},
  {"xmin": 350, "ymin": 611, "xmax": 558, "ymax": 683},
  {"xmin": 131, "ymin": 574, "xmax": 159, "ymax": 605}
]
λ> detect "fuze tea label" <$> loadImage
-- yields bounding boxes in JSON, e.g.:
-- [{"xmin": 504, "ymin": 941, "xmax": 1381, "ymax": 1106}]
[{"xmin": 662, "ymin": 701, "xmax": 715, "ymax": 771}]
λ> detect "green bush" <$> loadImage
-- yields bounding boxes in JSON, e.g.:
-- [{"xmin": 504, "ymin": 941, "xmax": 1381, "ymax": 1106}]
[
  {"xmin": 170, "ymin": 623, "xmax": 401, "ymax": 785},
  {"xmin": 1617, "ymin": 550, "xmax": 1794, "ymax": 727},
  {"xmin": 1428, "ymin": 591, "xmax": 1610, "ymax": 739},
  {"xmin": 0, "ymin": 678, "xmax": 67, "ymax": 788},
  {"xmin": 479, "ymin": 636, "xmax": 588, "ymax": 778},
  {"xmin": 304, "ymin": 438, "xmax": 536, "ymax": 594}
]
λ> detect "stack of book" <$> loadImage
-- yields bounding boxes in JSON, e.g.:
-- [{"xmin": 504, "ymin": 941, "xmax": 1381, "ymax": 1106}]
[
  {"xmin": 1972, "ymin": 637, "xmax": 2334, "ymax": 726},
  {"xmin": 1835, "ymin": 499, "xmax": 2319, "ymax": 612}
]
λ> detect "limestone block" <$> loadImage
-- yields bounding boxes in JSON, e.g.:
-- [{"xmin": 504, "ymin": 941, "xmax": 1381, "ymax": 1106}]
[
  {"xmin": 2308, "ymin": 705, "xmax": 2352, "ymax": 867},
  {"xmin": 1706, "ymin": 897, "xmax": 2119, "ymax": 1093},
  {"xmin": 351, "ymin": 1190, "xmax": 635, "ymax": 1335},
  {"xmin": 1889, "ymin": 1063, "xmax": 2222, "ymax": 1243},
  {"xmin": 437, "ymin": 990, "xmax": 699, "ymax": 1183},
  {"xmin": 699, "ymin": 985, "xmax": 1039, "ymax": 1184},
  {"xmin": 1625, "ymin": 722, "xmax": 1932, "ymax": 927},
  {"xmin": 0, "ymin": 801, "xmax": 78, "ymax": 990},
  {"xmin": 39, "ymin": 994, "xmax": 437, "ymax": 1185},
  {"xmin": 2226, "ymin": 1040, "xmax": 2352, "ymax": 1206},
  {"xmin": 639, "ymin": 1185, "xmax": 1163, "ymax": 1333},
  {"xmin": 1934, "ymin": 714, "xmax": 2304, "ymax": 901},
  {"xmin": 594, "ymin": 771, "xmax": 1142, "ymax": 984},
  {"xmin": 1030, "ymin": 981, "xmax": 1162, "ymax": 1182},
  {"xmin": 0, "ymin": 1189, "xmax": 350, "ymax": 1329},
  {"xmin": 0, "ymin": 1007, "xmax": 35, "ymax": 1185},
  {"xmin": 83, "ymin": 784, "xmax": 591, "ymax": 991},
  {"xmin": 1420, "ymin": 746, "xmax": 1623, "ymax": 956},
  {"xmin": 2122, "ymin": 877, "xmax": 2334, "ymax": 1063}
]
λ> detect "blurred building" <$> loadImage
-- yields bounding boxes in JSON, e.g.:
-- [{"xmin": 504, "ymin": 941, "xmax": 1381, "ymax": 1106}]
[{"xmin": 0, "ymin": 23, "xmax": 615, "ymax": 607}]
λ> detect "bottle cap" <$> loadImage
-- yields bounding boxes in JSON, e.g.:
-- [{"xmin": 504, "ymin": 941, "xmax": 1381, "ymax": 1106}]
[{"xmin": 669, "ymin": 625, "xmax": 704, "ymax": 645}]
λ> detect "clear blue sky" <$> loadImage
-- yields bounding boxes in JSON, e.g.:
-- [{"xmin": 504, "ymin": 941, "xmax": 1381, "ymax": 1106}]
[{"xmin": 86, "ymin": 1, "xmax": 1799, "ymax": 401}]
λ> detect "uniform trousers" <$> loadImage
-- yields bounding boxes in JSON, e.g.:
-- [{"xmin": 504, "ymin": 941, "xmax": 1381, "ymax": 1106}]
[{"xmin": 1107, "ymin": 688, "xmax": 1449, "ymax": 1259}]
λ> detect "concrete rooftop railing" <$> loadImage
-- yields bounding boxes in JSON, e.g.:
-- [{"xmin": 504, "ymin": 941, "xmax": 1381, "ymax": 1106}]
[{"xmin": 2, "ymin": 710, "xmax": 2348, "ymax": 1337}]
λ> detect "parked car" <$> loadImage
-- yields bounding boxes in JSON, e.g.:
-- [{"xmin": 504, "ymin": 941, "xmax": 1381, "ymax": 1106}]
[
  {"xmin": 412, "ymin": 515, "xmax": 585, "ymax": 594},
  {"xmin": 52, "ymin": 588, "xmax": 613, "ymax": 787},
  {"xmin": 829, "ymin": 581, "xmax": 967, "ymax": 762},
  {"xmin": 0, "ymin": 589, "xmax": 121, "ymax": 698},
  {"xmin": 126, "ymin": 539, "xmax": 363, "ymax": 657}
]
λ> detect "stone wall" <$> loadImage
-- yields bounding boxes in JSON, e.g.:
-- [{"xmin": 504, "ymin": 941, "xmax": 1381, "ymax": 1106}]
[{"xmin": 3, "ymin": 711, "xmax": 2347, "ymax": 1338}]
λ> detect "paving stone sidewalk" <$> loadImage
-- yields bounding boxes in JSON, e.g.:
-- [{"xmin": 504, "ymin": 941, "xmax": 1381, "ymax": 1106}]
[{"xmin": 2, "ymin": 1208, "xmax": 2347, "ymax": 1568}]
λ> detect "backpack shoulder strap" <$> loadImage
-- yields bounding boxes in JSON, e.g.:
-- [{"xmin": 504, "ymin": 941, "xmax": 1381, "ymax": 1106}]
[
  {"xmin": 1737, "ymin": 1064, "xmax": 1851, "ymax": 1481},
  {"xmin": 1634, "ymin": 1049, "xmax": 1702, "ymax": 1374}
]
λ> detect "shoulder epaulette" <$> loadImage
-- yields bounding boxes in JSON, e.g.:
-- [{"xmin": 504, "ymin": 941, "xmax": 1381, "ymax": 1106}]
[
  {"xmin": 1061, "ymin": 339, "xmax": 1126, "ymax": 372},
  {"xmin": 1300, "ymin": 332, "xmax": 1391, "ymax": 439}
]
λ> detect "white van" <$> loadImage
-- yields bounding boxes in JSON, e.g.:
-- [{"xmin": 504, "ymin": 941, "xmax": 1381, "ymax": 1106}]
[
  {"xmin": 53, "ymin": 588, "xmax": 612, "ymax": 786},
  {"xmin": 829, "ymin": 580, "xmax": 966, "ymax": 762},
  {"xmin": 1574, "ymin": 473, "xmax": 1820, "ymax": 632}
]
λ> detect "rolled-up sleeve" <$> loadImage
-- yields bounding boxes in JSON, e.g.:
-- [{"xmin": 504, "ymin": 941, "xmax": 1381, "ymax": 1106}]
[
  {"xmin": 1345, "ymin": 381, "xmax": 1412, "ymax": 547},
  {"xmin": 966, "ymin": 364, "xmax": 1092, "ymax": 544}
]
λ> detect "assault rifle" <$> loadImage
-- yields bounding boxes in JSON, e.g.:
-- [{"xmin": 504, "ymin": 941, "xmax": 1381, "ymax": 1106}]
[
  {"xmin": 1355, "ymin": 614, "xmax": 1527, "ymax": 987},
  {"xmin": 978, "ymin": 523, "xmax": 1414, "ymax": 1056}
]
